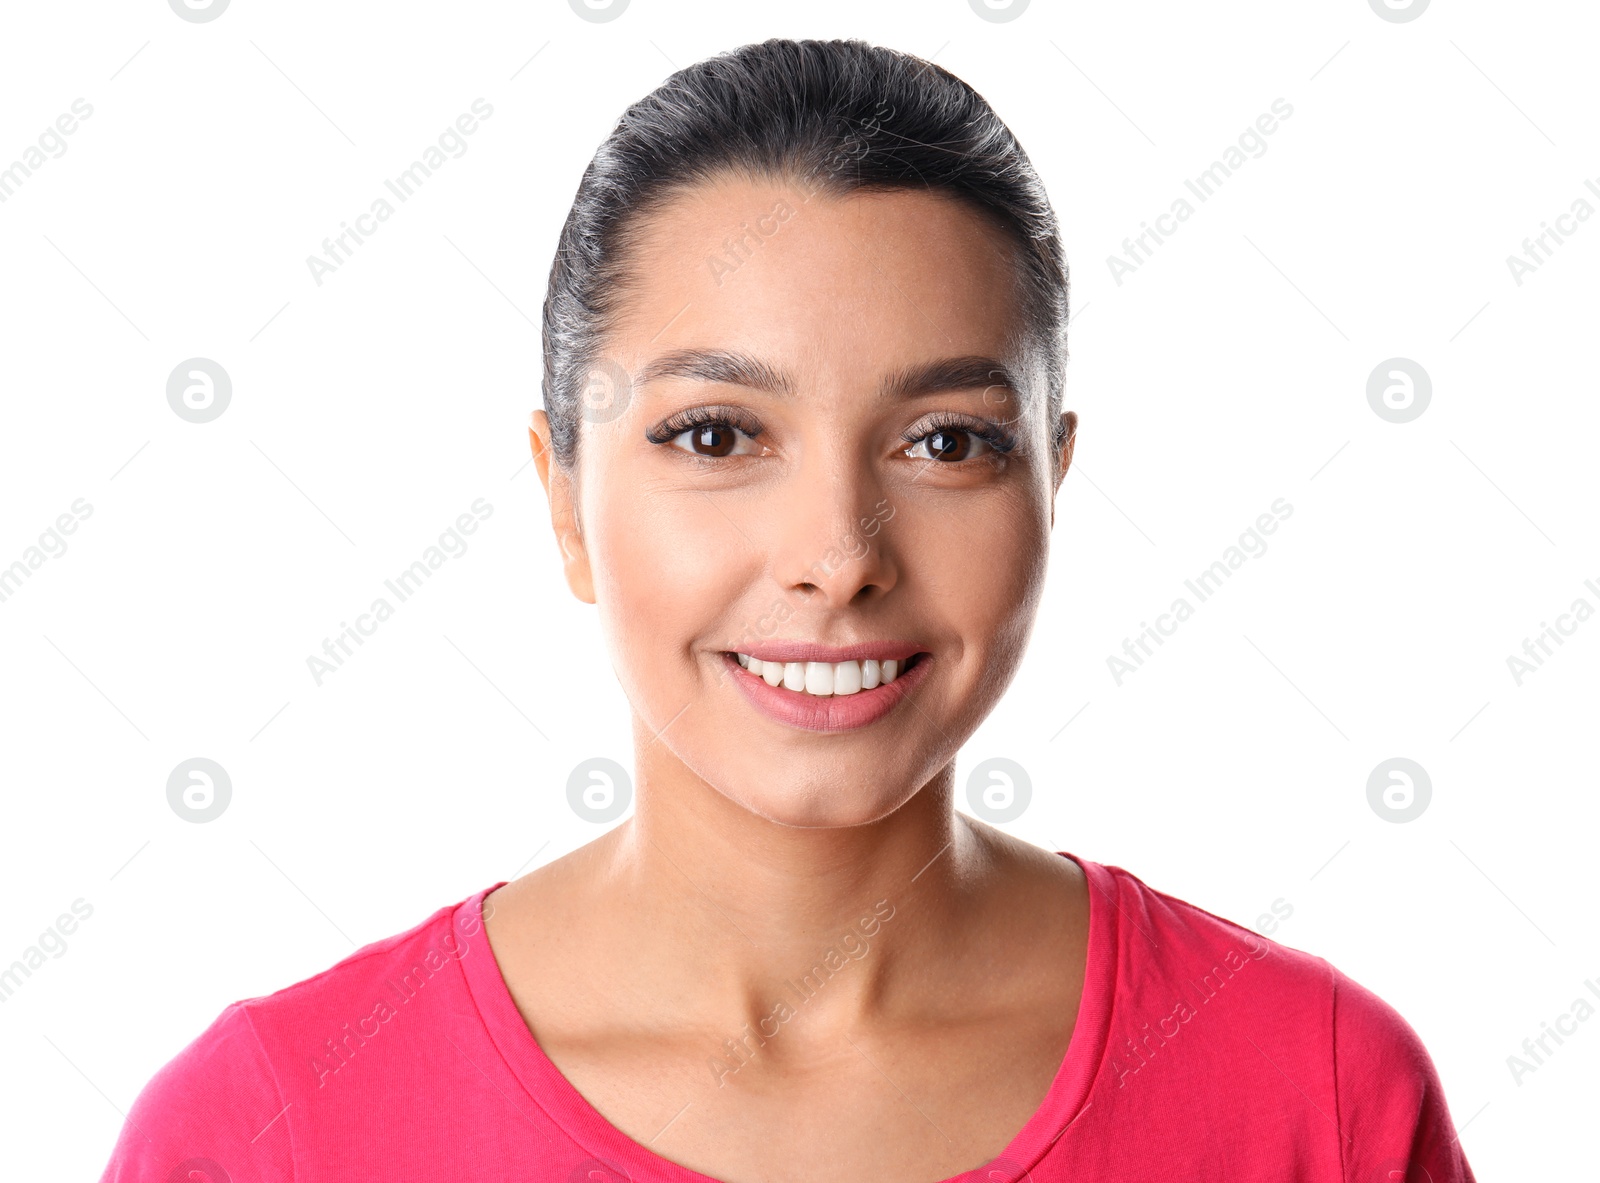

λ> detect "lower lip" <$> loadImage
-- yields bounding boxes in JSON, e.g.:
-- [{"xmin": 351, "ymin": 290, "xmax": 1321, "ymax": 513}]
[{"xmin": 721, "ymin": 652, "xmax": 933, "ymax": 733}]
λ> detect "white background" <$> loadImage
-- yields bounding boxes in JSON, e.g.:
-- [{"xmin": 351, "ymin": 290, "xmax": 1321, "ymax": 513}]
[{"xmin": 1, "ymin": 0, "xmax": 1595, "ymax": 1178}]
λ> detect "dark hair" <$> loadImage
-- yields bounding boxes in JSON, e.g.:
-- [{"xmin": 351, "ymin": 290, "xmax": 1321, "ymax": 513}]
[{"xmin": 540, "ymin": 36, "xmax": 1070, "ymax": 473}]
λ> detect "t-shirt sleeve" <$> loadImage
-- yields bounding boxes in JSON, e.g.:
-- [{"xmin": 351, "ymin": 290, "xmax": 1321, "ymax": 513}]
[
  {"xmin": 98, "ymin": 1002, "xmax": 295, "ymax": 1183},
  {"xmin": 1330, "ymin": 967, "xmax": 1477, "ymax": 1183}
]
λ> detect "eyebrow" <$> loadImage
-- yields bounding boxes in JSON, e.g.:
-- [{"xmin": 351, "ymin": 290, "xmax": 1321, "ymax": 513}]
[{"xmin": 635, "ymin": 348, "xmax": 1020, "ymax": 402}]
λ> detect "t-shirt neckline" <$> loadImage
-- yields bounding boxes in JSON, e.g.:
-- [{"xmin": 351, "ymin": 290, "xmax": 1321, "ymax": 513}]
[{"xmin": 456, "ymin": 850, "xmax": 1114, "ymax": 1181}]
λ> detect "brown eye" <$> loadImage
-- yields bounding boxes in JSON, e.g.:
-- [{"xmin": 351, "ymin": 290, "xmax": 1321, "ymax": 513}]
[
  {"xmin": 904, "ymin": 427, "xmax": 993, "ymax": 463},
  {"xmin": 668, "ymin": 420, "xmax": 760, "ymax": 459},
  {"xmin": 692, "ymin": 424, "xmax": 734, "ymax": 457}
]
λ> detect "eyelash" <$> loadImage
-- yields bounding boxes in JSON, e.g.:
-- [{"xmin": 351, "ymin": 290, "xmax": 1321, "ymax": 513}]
[
  {"xmin": 644, "ymin": 405, "xmax": 764, "ymax": 447},
  {"xmin": 902, "ymin": 412, "xmax": 1018, "ymax": 459},
  {"xmin": 645, "ymin": 407, "xmax": 1017, "ymax": 461}
]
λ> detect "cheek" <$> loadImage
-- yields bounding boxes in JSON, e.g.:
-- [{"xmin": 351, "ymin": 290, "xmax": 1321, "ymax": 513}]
[
  {"xmin": 895, "ymin": 484, "xmax": 1051, "ymax": 709},
  {"xmin": 588, "ymin": 488, "xmax": 744, "ymax": 650},
  {"xmin": 900, "ymin": 486, "xmax": 1046, "ymax": 615}
]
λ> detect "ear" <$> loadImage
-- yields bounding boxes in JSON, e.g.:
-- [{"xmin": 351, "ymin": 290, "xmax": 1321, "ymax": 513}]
[
  {"xmin": 529, "ymin": 411, "xmax": 595, "ymax": 604},
  {"xmin": 1050, "ymin": 410, "xmax": 1078, "ymax": 528}
]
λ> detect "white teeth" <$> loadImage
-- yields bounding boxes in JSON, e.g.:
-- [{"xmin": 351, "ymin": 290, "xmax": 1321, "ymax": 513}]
[
  {"xmin": 734, "ymin": 653, "xmax": 916, "ymax": 696},
  {"xmin": 833, "ymin": 660, "xmax": 862, "ymax": 696}
]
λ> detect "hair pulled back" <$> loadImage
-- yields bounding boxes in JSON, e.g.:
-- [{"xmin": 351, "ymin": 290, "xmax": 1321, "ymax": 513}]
[{"xmin": 541, "ymin": 37, "xmax": 1069, "ymax": 472}]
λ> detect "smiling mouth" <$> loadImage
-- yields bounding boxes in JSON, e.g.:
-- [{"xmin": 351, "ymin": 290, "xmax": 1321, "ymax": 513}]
[{"xmin": 722, "ymin": 651, "xmax": 928, "ymax": 697}]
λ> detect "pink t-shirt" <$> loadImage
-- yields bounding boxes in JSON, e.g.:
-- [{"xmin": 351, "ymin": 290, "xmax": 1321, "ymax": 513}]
[{"xmin": 99, "ymin": 854, "xmax": 1477, "ymax": 1182}]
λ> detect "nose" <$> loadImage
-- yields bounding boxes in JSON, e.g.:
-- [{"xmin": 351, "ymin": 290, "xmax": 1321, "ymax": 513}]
[{"xmin": 769, "ymin": 454, "xmax": 898, "ymax": 610}]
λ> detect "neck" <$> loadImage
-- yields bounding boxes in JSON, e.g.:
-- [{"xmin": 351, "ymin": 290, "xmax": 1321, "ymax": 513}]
[{"xmin": 581, "ymin": 755, "xmax": 1007, "ymax": 1044}]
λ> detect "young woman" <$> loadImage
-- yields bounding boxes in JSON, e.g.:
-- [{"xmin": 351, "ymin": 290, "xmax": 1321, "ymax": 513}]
[{"xmin": 102, "ymin": 38, "xmax": 1476, "ymax": 1183}]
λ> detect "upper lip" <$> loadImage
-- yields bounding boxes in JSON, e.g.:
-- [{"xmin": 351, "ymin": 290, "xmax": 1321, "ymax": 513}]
[{"xmin": 729, "ymin": 641, "xmax": 926, "ymax": 664}]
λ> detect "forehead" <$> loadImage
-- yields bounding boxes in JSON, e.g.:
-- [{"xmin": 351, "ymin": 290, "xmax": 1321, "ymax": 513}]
[{"xmin": 608, "ymin": 175, "xmax": 1028, "ymax": 386}]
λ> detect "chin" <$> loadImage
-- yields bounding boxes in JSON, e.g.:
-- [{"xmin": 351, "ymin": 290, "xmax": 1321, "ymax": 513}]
[{"xmin": 730, "ymin": 778, "xmax": 914, "ymax": 830}]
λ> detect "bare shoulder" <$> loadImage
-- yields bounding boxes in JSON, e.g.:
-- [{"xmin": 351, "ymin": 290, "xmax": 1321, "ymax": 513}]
[
  {"xmin": 484, "ymin": 833, "xmax": 612, "ymax": 933},
  {"xmin": 963, "ymin": 814, "xmax": 1089, "ymax": 919},
  {"xmin": 481, "ymin": 833, "xmax": 624, "ymax": 1022},
  {"xmin": 956, "ymin": 816, "xmax": 1091, "ymax": 1007}
]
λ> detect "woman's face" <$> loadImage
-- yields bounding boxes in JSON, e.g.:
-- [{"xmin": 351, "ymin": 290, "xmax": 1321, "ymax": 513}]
[{"xmin": 533, "ymin": 174, "xmax": 1075, "ymax": 829}]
